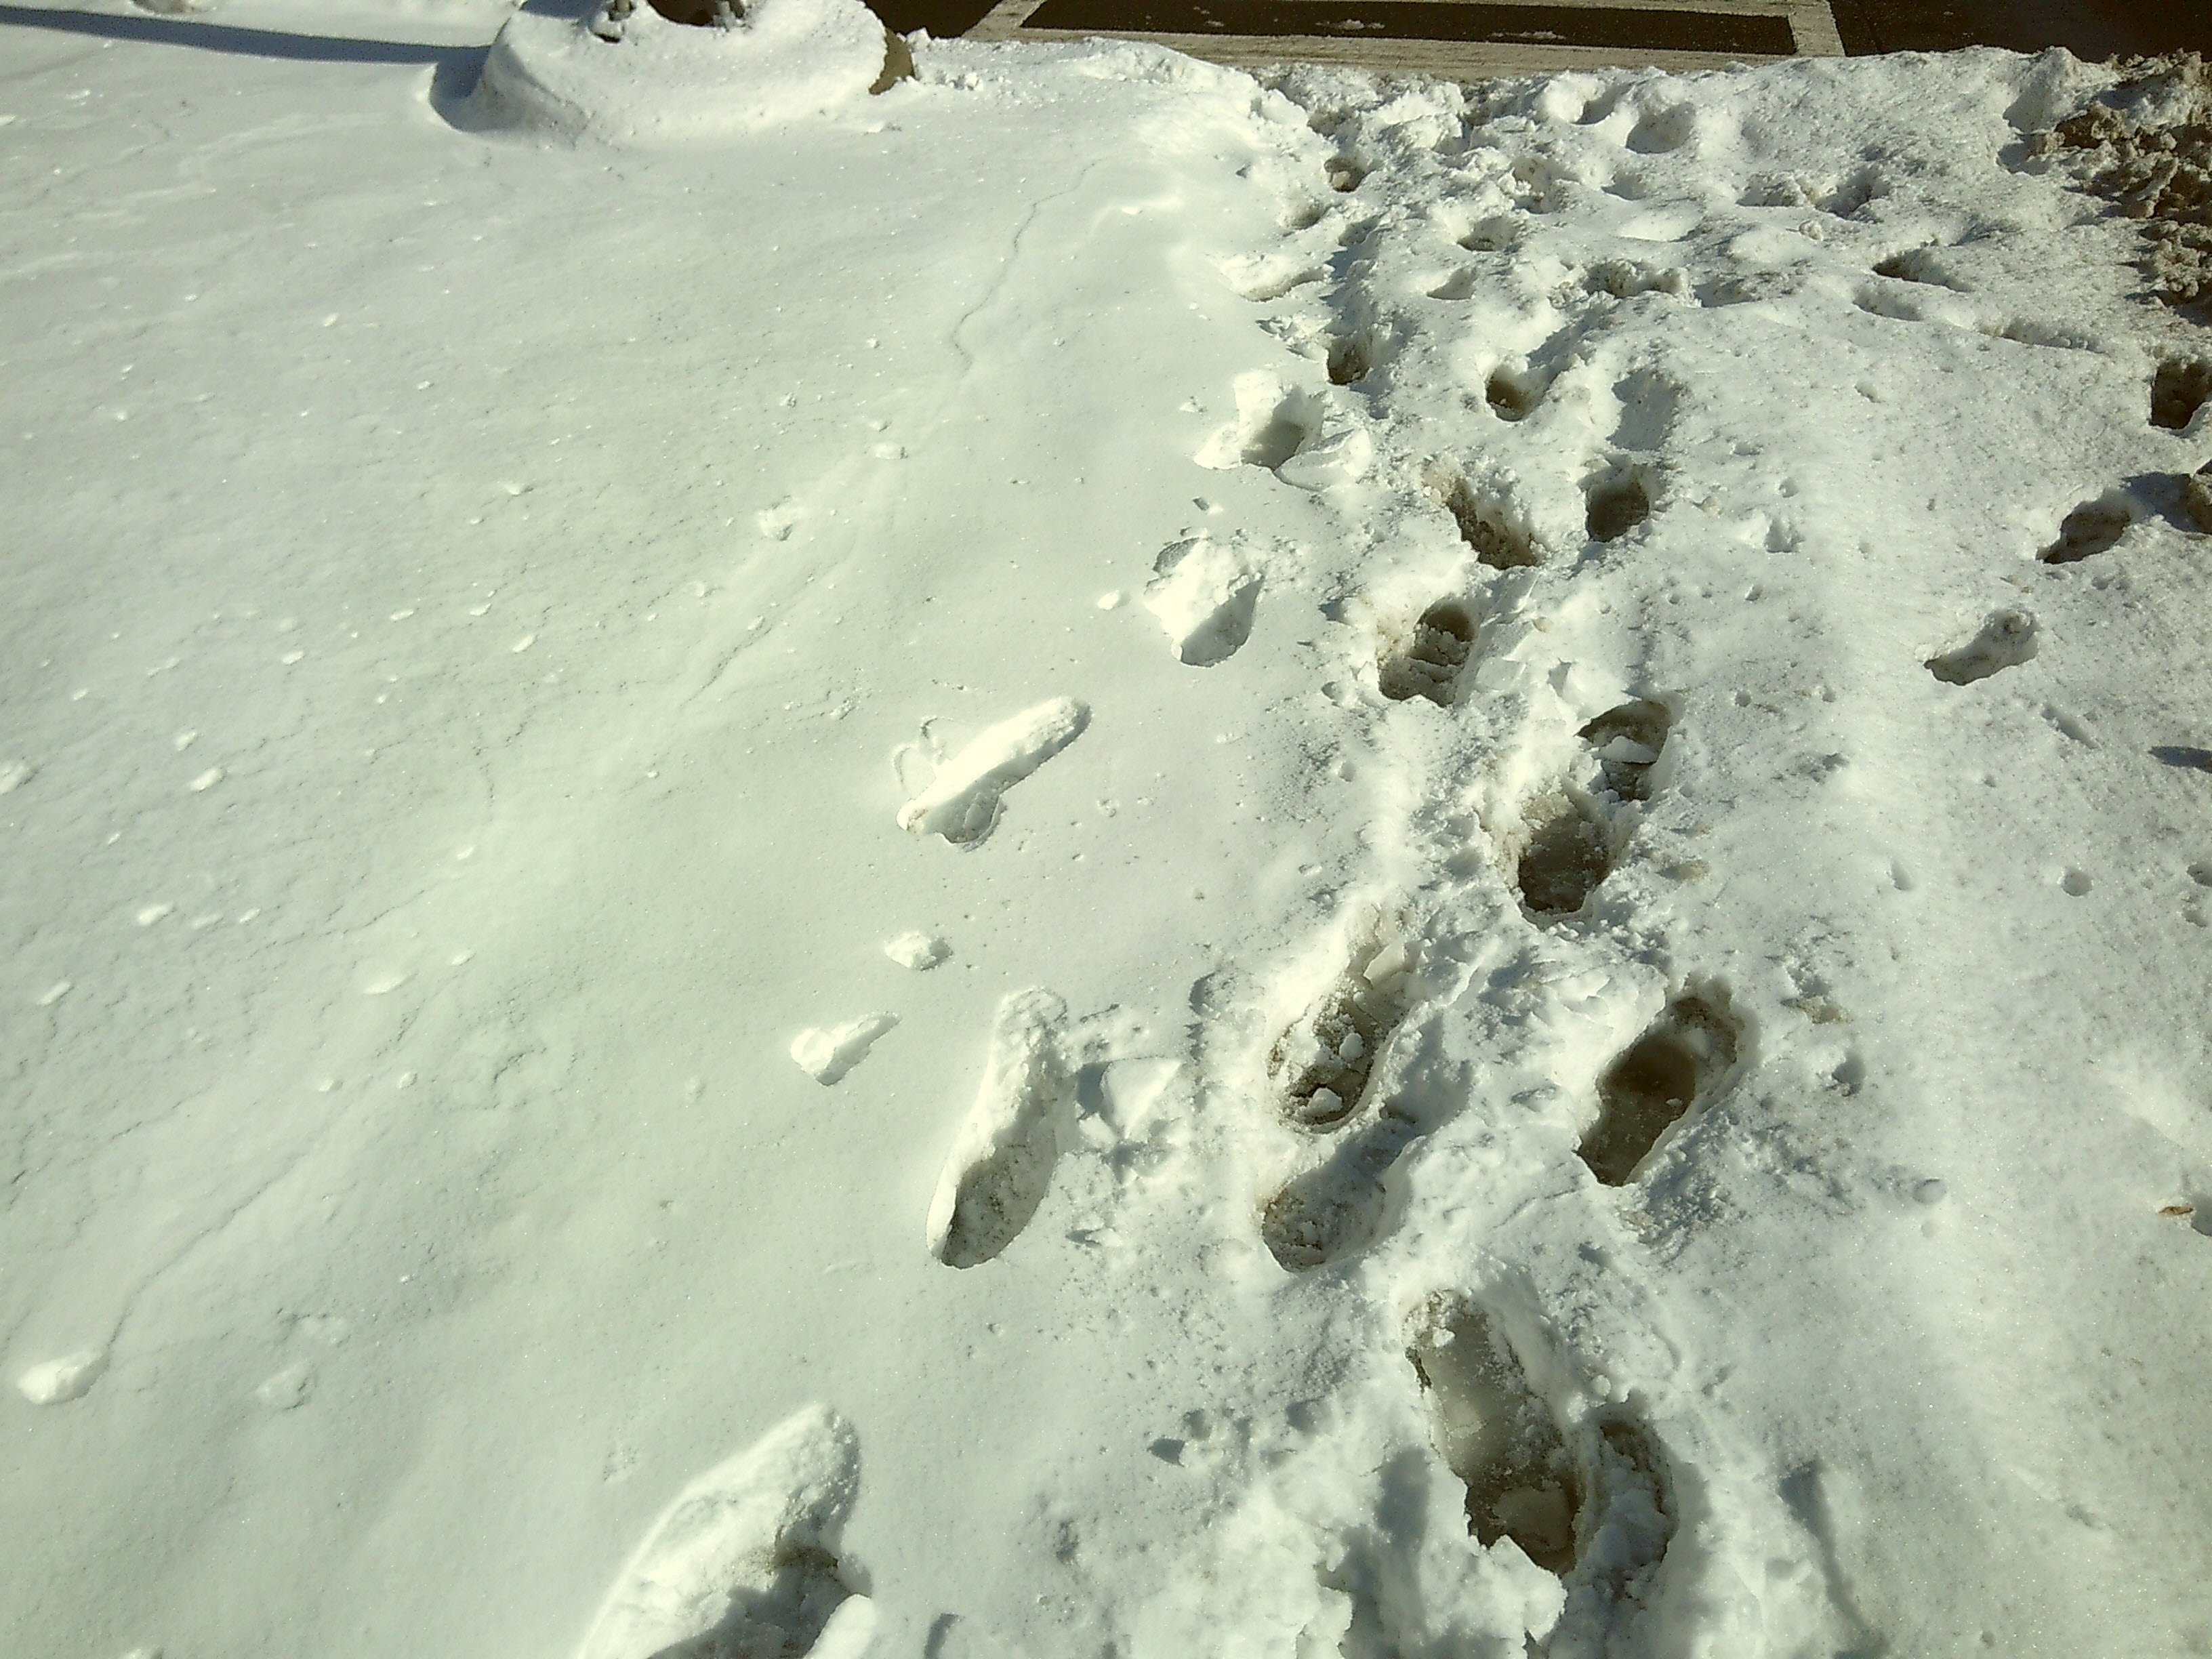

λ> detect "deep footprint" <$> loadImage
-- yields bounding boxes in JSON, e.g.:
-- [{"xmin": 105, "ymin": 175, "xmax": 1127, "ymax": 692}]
[
  {"xmin": 1378, "ymin": 599, "xmax": 1477, "ymax": 705},
  {"xmin": 1430, "ymin": 467, "xmax": 1540, "ymax": 568},
  {"xmin": 1269, "ymin": 938, "xmax": 1416, "ymax": 1130},
  {"xmin": 1518, "ymin": 702, "xmax": 1675, "ymax": 916},
  {"xmin": 1411, "ymin": 1303, "xmax": 1580, "ymax": 1572},
  {"xmin": 1412, "ymin": 1305, "xmax": 1681, "ymax": 1608},
  {"xmin": 1517, "ymin": 796, "xmax": 1610, "ymax": 916},
  {"xmin": 1578, "ymin": 992, "xmax": 1739, "ymax": 1185}
]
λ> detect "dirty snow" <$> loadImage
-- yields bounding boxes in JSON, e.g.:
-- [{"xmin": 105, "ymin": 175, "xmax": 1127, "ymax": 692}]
[{"xmin": 3, "ymin": 3, "xmax": 2210, "ymax": 1657}]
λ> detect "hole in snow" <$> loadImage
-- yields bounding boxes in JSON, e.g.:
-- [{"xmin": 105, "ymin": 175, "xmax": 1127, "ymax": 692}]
[
  {"xmin": 1411, "ymin": 1304, "xmax": 1579, "ymax": 1572},
  {"xmin": 1816, "ymin": 165, "xmax": 1887, "ymax": 218},
  {"xmin": 1378, "ymin": 599, "xmax": 1477, "ymax": 705},
  {"xmin": 1586, "ymin": 472, "xmax": 1652, "ymax": 541},
  {"xmin": 1327, "ymin": 333, "xmax": 1374, "ymax": 386},
  {"xmin": 1872, "ymin": 247, "xmax": 1965, "ymax": 289},
  {"xmin": 1486, "ymin": 365, "xmax": 1541, "ymax": 421},
  {"xmin": 1625, "ymin": 104, "xmax": 1696, "ymax": 155},
  {"xmin": 1460, "ymin": 216, "xmax": 1521, "ymax": 253},
  {"xmin": 2152, "ymin": 358, "xmax": 2211, "ymax": 430},
  {"xmin": 1579, "ymin": 993, "xmax": 1739, "ymax": 1186},
  {"xmin": 1327, "ymin": 158, "xmax": 1366, "ymax": 192}
]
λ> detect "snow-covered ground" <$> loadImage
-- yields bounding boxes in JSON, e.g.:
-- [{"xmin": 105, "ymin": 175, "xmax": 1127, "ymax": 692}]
[{"xmin": 4, "ymin": 3, "xmax": 2211, "ymax": 1656}]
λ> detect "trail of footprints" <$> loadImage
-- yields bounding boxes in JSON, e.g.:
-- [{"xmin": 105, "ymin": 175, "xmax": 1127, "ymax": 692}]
[
  {"xmin": 1926, "ymin": 355, "xmax": 2211, "ymax": 696},
  {"xmin": 1218, "ymin": 99, "xmax": 1810, "ymax": 1648},
  {"xmin": 598, "ymin": 75, "xmax": 2212, "ymax": 1659}
]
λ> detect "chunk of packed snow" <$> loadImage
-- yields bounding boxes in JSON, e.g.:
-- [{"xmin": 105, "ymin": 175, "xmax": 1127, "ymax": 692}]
[
  {"xmin": 16, "ymin": 1350, "xmax": 106, "ymax": 1406},
  {"xmin": 788, "ymin": 1013, "xmax": 898, "ymax": 1083}
]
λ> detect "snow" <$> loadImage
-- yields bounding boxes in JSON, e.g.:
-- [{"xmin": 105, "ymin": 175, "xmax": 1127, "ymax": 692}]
[{"xmin": 3, "ymin": 3, "xmax": 2210, "ymax": 1657}]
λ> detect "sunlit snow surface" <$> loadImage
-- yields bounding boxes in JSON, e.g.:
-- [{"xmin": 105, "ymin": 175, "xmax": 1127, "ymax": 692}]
[{"xmin": 3, "ymin": 3, "xmax": 2211, "ymax": 1656}]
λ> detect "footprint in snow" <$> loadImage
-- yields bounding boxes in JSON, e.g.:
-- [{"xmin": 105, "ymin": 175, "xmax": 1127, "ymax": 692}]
[
  {"xmin": 1217, "ymin": 251, "xmax": 1323, "ymax": 304},
  {"xmin": 1268, "ymin": 935, "xmax": 1419, "ymax": 1132},
  {"xmin": 927, "ymin": 990, "xmax": 1072, "ymax": 1268},
  {"xmin": 790, "ymin": 1015, "xmax": 898, "ymax": 1085},
  {"xmin": 1410, "ymin": 1299, "xmax": 1677, "ymax": 1612},
  {"xmin": 1425, "ymin": 464, "xmax": 1540, "ymax": 569},
  {"xmin": 1584, "ymin": 464, "xmax": 1654, "ymax": 543},
  {"xmin": 1578, "ymin": 990, "xmax": 1740, "ymax": 1187},
  {"xmin": 1144, "ymin": 535, "xmax": 1263, "ymax": 668},
  {"xmin": 1411, "ymin": 1301, "xmax": 1580, "ymax": 1572},
  {"xmin": 1194, "ymin": 372, "xmax": 1373, "ymax": 489},
  {"xmin": 1326, "ymin": 330, "xmax": 1378, "ymax": 388},
  {"xmin": 1516, "ymin": 699, "xmax": 1674, "ymax": 919},
  {"xmin": 1925, "ymin": 609, "xmax": 2036, "ymax": 686},
  {"xmin": 1262, "ymin": 1098, "xmax": 1425, "ymax": 1271},
  {"xmin": 1484, "ymin": 363, "xmax": 1544, "ymax": 421},
  {"xmin": 1195, "ymin": 373, "xmax": 1322, "ymax": 472},
  {"xmin": 2041, "ymin": 493, "xmax": 2133, "ymax": 563},
  {"xmin": 1377, "ymin": 597, "xmax": 1477, "ymax": 708},
  {"xmin": 897, "ymin": 697, "xmax": 1088, "ymax": 845},
  {"xmin": 1580, "ymin": 699, "xmax": 1671, "ymax": 802},
  {"xmin": 576, "ymin": 1404, "xmax": 872, "ymax": 1659}
]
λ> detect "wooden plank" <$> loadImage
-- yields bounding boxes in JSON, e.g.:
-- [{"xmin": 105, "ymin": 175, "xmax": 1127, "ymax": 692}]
[{"xmin": 960, "ymin": 0, "xmax": 1843, "ymax": 69}]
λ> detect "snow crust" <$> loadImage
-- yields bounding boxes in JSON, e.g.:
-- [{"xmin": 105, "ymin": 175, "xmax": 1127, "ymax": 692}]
[{"xmin": 2, "ymin": 7, "xmax": 2211, "ymax": 1659}]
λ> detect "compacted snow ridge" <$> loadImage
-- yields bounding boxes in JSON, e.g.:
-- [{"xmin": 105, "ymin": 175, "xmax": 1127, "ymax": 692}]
[{"xmin": 3, "ymin": 6, "xmax": 2210, "ymax": 1658}]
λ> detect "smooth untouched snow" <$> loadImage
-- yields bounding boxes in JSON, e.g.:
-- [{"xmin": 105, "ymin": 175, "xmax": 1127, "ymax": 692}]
[{"xmin": 2, "ymin": 3, "xmax": 2210, "ymax": 1658}]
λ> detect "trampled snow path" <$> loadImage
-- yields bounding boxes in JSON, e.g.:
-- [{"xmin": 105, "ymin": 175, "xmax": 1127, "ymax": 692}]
[{"xmin": 1, "ymin": 6, "xmax": 2210, "ymax": 1658}]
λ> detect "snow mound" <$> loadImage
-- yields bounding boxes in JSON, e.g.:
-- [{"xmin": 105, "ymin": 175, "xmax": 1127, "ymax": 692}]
[{"xmin": 469, "ymin": 0, "xmax": 900, "ymax": 144}]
